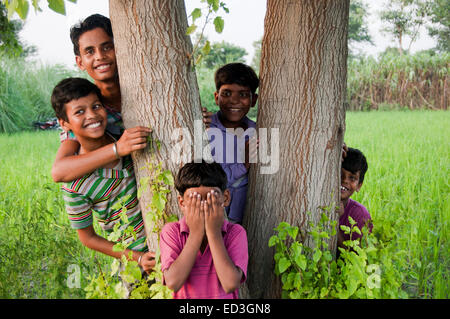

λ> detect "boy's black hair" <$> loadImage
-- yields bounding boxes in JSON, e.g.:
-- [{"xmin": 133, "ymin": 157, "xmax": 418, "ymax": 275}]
[
  {"xmin": 214, "ymin": 62, "xmax": 259, "ymax": 94},
  {"xmin": 175, "ymin": 161, "xmax": 228, "ymax": 196},
  {"xmin": 70, "ymin": 14, "xmax": 113, "ymax": 56},
  {"xmin": 51, "ymin": 77, "xmax": 102, "ymax": 122},
  {"xmin": 342, "ymin": 147, "xmax": 368, "ymax": 184}
]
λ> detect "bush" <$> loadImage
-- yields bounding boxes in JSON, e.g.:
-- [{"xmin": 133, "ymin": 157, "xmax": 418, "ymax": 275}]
[
  {"xmin": 347, "ymin": 51, "xmax": 449, "ymax": 111},
  {"xmin": 0, "ymin": 56, "xmax": 84, "ymax": 133},
  {"xmin": 269, "ymin": 214, "xmax": 409, "ymax": 299}
]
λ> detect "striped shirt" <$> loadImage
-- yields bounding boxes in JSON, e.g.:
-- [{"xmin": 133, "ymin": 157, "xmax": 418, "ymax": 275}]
[{"xmin": 61, "ymin": 155, "xmax": 147, "ymax": 252}]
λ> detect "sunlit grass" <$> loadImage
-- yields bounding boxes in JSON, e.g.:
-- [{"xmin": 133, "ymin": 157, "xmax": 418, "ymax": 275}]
[
  {"xmin": 345, "ymin": 110, "xmax": 449, "ymax": 298},
  {"xmin": 0, "ymin": 110, "xmax": 448, "ymax": 298}
]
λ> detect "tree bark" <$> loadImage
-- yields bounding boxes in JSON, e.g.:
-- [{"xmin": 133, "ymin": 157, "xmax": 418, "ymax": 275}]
[
  {"xmin": 242, "ymin": 0, "xmax": 348, "ymax": 299},
  {"xmin": 109, "ymin": 0, "xmax": 207, "ymax": 251}
]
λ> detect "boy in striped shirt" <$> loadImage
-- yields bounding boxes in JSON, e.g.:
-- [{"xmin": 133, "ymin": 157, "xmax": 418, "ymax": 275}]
[{"xmin": 51, "ymin": 77, "xmax": 155, "ymax": 276}]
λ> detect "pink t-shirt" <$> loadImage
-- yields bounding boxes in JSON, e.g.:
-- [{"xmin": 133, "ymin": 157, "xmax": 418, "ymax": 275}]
[{"xmin": 159, "ymin": 217, "xmax": 248, "ymax": 299}]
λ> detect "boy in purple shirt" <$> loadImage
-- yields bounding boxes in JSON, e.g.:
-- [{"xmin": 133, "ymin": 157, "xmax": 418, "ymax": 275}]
[
  {"xmin": 207, "ymin": 63, "xmax": 259, "ymax": 224},
  {"xmin": 160, "ymin": 161, "xmax": 248, "ymax": 299},
  {"xmin": 338, "ymin": 147, "xmax": 373, "ymax": 249}
]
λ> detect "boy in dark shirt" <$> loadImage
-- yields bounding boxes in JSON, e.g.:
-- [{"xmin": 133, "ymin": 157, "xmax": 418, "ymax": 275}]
[{"xmin": 338, "ymin": 147, "xmax": 372, "ymax": 249}]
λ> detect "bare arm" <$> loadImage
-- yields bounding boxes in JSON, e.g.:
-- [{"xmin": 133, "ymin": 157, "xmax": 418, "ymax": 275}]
[
  {"xmin": 76, "ymin": 225, "xmax": 156, "ymax": 273},
  {"xmin": 204, "ymin": 191, "xmax": 243, "ymax": 293},
  {"xmin": 163, "ymin": 193, "xmax": 204, "ymax": 292},
  {"xmin": 51, "ymin": 127, "xmax": 151, "ymax": 182},
  {"xmin": 52, "ymin": 139, "xmax": 117, "ymax": 182}
]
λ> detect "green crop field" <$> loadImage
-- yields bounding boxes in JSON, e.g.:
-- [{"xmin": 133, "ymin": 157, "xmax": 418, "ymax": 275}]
[{"xmin": 0, "ymin": 110, "xmax": 448, "ymax": 298}]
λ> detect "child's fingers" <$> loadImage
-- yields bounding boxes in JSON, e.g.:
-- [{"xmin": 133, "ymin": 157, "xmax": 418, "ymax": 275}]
[
  {"xmin": 184, "ymin": 192, "xmax": 191, "ymax": 216},
  {"xmin": 194, "ymin": 193, "xmax": 202, "ymax": 216},
  {"xmin": 211, "ymin": 190, "xmax": 222, "ymax": 213},
  {"xmin": 127, "ymin": 126, "xmax": 152, "ymax": 133},
  {"xmin": 205, "ymin": 192, "xmax": 212, "ymax": 217}
]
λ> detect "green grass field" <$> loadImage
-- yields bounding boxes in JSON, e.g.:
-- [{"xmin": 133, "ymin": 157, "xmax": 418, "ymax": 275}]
[{"xmin": 0, "ymin": 110, "xmax": 448, "ymax": 298}]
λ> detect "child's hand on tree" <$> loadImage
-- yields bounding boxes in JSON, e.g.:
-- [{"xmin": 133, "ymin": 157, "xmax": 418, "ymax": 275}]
[
  {"xmin": 139, "ymin": 251, "xmax": 156, "ymax": 274},
  {"xmin": 116, "ymin": 126, "xmax": 152, "ymax": 157},
  {"xmin": 202, "ymin": 107, "xmax": 214, "ymax": 129}
]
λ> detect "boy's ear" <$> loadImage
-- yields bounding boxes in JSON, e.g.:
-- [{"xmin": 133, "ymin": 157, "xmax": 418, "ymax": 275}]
[
  {"xmin": 356, "ymin": 182, "xmax": 363, "ymax": 192},
  {"xmin": 177, "ymin": 194, "xmax": 184, "ymax": 208},
  {"xmin": 58, "ymin": 118, "xmax": 71, "ymax": 132},
  {"xmin": 75, "ymin": 55, "xmax": 86, "ymax": 71},
  {"xmin": 251, "ymin": 93, "xmax": 258, "ymax": 107},
  {"xmin": 222, "ymin": 189, "xmax": 231, "ymax": 207},
  {"xmin": 214, "ymin": 91, "xmax": 219, "ymax": 106}
]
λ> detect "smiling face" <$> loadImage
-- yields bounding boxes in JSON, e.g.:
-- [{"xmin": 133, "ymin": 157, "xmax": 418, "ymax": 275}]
[
  {"xmin": 59, "ymin": 92, "xmax": 108, "ymax": 144},
  {"xmin": 75, "ymin": 27, "xmax": 117, "ymax": 83},
  {"xmin": 214, "ymin": 83, "xmax": 257, "ymax": 129},
  {"xmin": 340, "ymin": 168, "xmax": 362, "ymax": 204}
]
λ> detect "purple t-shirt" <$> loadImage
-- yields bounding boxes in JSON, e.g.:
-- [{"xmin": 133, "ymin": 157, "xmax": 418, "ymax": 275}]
[
  {"xmin": 339, "ymin": 198, "xmax": 372, "ymax": 241},
  {"xmin": 159, "ymin": 217, "xmax": 248, "ymax": 299},
  {"xmin": 207, "ymin": 112, "xmax": 257, "ymax": 223}
]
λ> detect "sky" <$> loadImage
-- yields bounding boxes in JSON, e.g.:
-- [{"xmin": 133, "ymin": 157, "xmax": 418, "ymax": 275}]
[{"xmin": 18, "ymin": 0, "xmax": 436, "ymax": 70}]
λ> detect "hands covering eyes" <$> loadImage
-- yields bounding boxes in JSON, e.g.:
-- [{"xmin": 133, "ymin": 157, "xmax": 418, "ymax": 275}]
[{"xmin": 184, "ymin": 190, "xmax": 225, "ymax": 238}]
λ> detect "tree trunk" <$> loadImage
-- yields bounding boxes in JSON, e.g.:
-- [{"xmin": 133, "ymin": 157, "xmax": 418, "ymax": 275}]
[
  {"xmin": 109, "ymin": 0, "xmax": 207, "ymax": 251},
  {"xmin": 242, "ymin": 0, "xmax": 349, "ymax": 299}
]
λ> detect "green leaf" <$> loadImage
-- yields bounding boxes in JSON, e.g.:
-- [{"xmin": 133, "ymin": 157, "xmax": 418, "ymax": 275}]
[
  {"xmin": 16, "ymin": 0, "xmax": 29, "ymax": 19},
  {"xmin": 348, "ymin": 216, "xmax": 357, "ymax": 226},
  {"xmin": 152, "ymin": 192, "xmax": 165, "ymax": 212},
  {"xmin": 201, "ymin": 40, "xmax": 211, "ymax": 56},
  {"xmin": 113, "ymin": 243, "xmax": 125, "ymax": 252},
  {"xmin": 340, "ymin": 225, "xmax": 351, "ymax": 234},
  {"xmin": 352, "ymin": 225, "xmax": 362, "ymax": 235},
  {"xmin": 110, "ymin": 259, "xmax": 120, "ymax": 276},
  {"xmin": 190, "ymin": 8, "xmax": 202, "ymax": 22},
  {"xmin": 290, "ymin": 242, "xmax": 302, "ymax": 256},
  {"xmin": 161, "ymin": 170, "xmax": 174, "ymax": 186},
  {"xmin": 287, "ymin": 226, "xmax": 298, "ymax": 240},
  {"xmin": 31, "ymin": 0, "xmax": 41, "ymax": 11},
  {"xmin": 320, "ymin": 287, "xmax": 329, "ymax": 298},
  {"xmin": 221, "ymin": 2, "xmax": 229, "ymax": 14},
  {"xmin": 268, "ymin": 235, "xmax": 278, "ymax": 247},
  {"xmin": 6, "ymin": 0, "xmax": 18, "ymax": 19},
  {"xmin": 207, "ymin": 0, "xmax": 220, "ymax": 11},
  {"xmin": 166, "ymin": 214, "xmax": 179, "ymax": 223},
  {"xmin": 47, "ymin": 0, "xmax": 66, "ymax": 15},
  {"xmin": 294, "ymin": 272, "xmax": 302, "ymax": 289},
  {"xmin": 278, "ymin": 257, "xmax": 291, "ymax": 273},
  {"xmin": 294, "ymin": 254, "xmax": 307, "ymax": 271},
  {"xmin": 186, "ymin": 24, "xmax": 197, "ymax": 35},
  {"xmin": 313, "ymin": 249, "xmax": 322, "ymax": 263},
  {"xmin": 213, "ymin": 16, "xmax": 224, "ymax": 33}
]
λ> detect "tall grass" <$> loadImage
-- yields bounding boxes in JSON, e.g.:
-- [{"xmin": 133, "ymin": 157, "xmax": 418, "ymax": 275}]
[
  {"xmin": 347, "ymin": 52, "xmax": 449, "ymax": 111},
  {"xmin": 0, "ymin": 110, "xmax": 447, "ymax": 298},
  {"xmin": 345, "ymin": 110, "xmax": 449, "ymax": 298},
  {"xmin": 0, "ymin": 57, "xmax": 84, "ymax": 133},
  {"xmin": 0, "ymin": 131, "xmax": 110, "ymax": 298}
]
